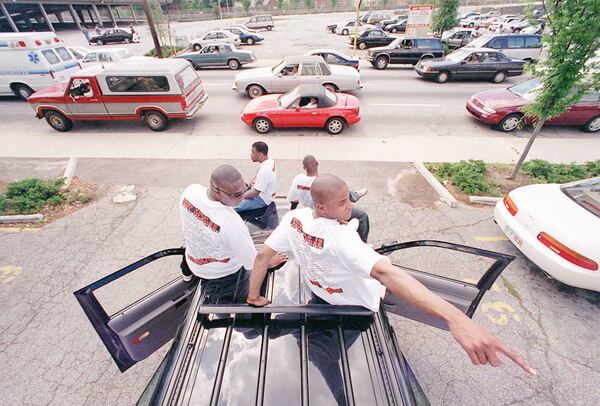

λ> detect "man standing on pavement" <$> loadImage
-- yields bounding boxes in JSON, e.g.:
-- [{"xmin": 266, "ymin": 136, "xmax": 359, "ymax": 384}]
[
  {"xmin": 288, "ymin": 155, "xmax": 370, "ymax": 242},
  {"xmin": 81, "ymin": 25, "xmax": 91, "ymax": 45},
  {"xmin": 179, "ymin": 165, "xmax": 285, "ymax": 302},
  {"xmin": 95, "ymin": 24, "xmax": 102, "ymax": 36},
  {"xmin": 235, "ymin": 141, "xmax": 276, "ymax": 216},
  {"xmin": 247, "ymin": 174, "xmax": 536, "ymax": 375}
]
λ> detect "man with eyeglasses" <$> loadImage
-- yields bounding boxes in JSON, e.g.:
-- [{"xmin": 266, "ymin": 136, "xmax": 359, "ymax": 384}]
[{"xmin": 178, "ymin": 165, "xmax": 286, "ymax": 301}]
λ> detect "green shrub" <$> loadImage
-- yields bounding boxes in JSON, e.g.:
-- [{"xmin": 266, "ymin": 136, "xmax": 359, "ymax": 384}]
[
  {"xmin": 0, "ymin": 196, "xmax": 6, "ymax": 213},
  {"xmin": 427, "ymin": 160, "xmax": 491, "ymax": 195},
  {"xmin": 586, "ymin": 160, "xmax": 600, "ymax": 177},
  {"xmin": 2, "ymin": 178, "xmax": 64, "ymax": 214},
  {"xmin": 144, "ymin": 46, "xmax": 185, "ymax": 58},
  {"xmin": 522, "ymin": 160, "xmax": 591, "ymax": 183}
]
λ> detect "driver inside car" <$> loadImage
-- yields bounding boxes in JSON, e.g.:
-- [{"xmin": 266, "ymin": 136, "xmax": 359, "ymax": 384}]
[{"xmin": 247, "ymin": 174, "xmax": 536, "ymax": 376}]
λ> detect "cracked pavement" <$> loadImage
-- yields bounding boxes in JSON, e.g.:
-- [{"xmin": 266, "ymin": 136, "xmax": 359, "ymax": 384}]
[{"xmin": 0, "ymin": 158, "xmax": 599, "ymax": 405}]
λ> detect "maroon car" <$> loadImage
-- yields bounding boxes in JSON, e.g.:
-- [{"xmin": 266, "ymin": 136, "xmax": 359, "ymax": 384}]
[{"xmin": 466, "ymin": 78, "xmax": 600, "ymax": 132}]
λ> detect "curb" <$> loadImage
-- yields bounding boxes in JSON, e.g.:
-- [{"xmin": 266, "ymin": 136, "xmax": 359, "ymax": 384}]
[
  {"xmin": 61, "ymin": 157, "xmax": 78, "ymax": 190},
  {"xmin": 413, "ymin": 161, "xmax": 458, "ymax": 208},
  {"xmin": 469, "ymin": 196, "xmax": 502, "ymax": 206},
  {"xmin": 0, "ymin": 214, "xmax": 44, "ymax": 224}
]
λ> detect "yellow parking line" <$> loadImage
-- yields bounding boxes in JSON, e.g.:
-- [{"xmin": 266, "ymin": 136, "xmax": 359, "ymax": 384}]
[
  {"xmin": 474, "ymin": 236, "xmax": 509, "ymax": 242},
  {"xmin": 0, "ymin": 266, "xmax": 22, "ymax": 284},
  {"xmin": 0, "ymin": 227, "xmax": 40, "ymax": 233}
]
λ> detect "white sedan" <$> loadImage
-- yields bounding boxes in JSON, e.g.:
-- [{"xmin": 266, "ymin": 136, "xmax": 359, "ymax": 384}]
[
  {"xmin": 495, "ymin": 178, "xmax": 600, "ymax": 291},
  {"xmin": 189, "ymin": 30, "xmax": 240, "ymax": 51}
]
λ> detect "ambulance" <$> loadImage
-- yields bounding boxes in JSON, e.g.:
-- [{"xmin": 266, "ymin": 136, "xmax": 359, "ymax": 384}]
[{"xmin": 0, "ymin": 32, "xmax": 80, "ymax": 100}]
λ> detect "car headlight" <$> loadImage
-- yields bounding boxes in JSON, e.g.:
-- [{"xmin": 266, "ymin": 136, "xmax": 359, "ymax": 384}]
[
  {"xmin": 423, "ymin": 66, "xmax": 432, "ymax": 72},
  {"xmin": 482, "ymin": 105, "xmax": 496, "ymax": 114}
]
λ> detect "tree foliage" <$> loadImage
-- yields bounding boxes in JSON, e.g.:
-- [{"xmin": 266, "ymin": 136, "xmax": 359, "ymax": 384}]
[
  {"xmin": 277, "ymin": 0, "xmax": 286, "ymax": 10},
  {"xmin": 304, "ymin": 0, "xmax": 313, "ymax": 9},
  {"xmin": 431, "ymin": 0, "xmax": 459, "ymax": 35},
  {"xmin": 241, "ymin": 0, "xmax": 252, "ymax": 12},
  {"xmin": 510, "ymin": 0, "xmax": 600, "ymax": 179}
]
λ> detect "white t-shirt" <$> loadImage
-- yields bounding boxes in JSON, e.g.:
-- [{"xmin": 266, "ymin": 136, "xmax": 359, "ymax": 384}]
[
  {"xmin": 179, "ymin": 184, "xmax": 257, "ymax": 279},
  {"xmin": 287, "ymin": 173, "xmax": 316, "ymax": 208},
  {"xmin": 265, "ymin": 207, "xmax": 388, "ymax": 311},
  {"xmin": 254, "ymin": 158, "xmax": 277, "ymax": 205}
]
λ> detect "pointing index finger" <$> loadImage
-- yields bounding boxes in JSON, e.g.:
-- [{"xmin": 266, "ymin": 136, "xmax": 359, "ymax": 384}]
[{"xmin": 499, "ymin": 343, "xmax": 536, "ymax": 375}]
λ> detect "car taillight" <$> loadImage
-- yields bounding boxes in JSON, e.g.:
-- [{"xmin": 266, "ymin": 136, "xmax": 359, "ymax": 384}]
[
  {"xmin": 503, "ymin": 194, "xmax": 518, "ymax": 216},
  {"xmin": 537, "ymin": 232, "xmax": 598, "ymax": 271},
  {"xmin": 35, "ymin": 40, "xmax": 42, "ymax": 46}
]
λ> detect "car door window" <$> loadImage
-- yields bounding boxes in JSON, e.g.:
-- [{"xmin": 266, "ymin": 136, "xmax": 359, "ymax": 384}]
[
  {"xmin": 287, "ymin": 98, "xmax": 301, "ymax": 109},
  {"xmin": 489, "ymin": 37, "xmax": 505, "ymax": 49},
  {"xmin": 282, "ymin": 64, "xmax": 299, "ymax": 76},
  {"xmin": 401, "ymin": 39, "xmax": 413, "ymax": 48},
  {"xmin": 483, "ymin": 52, "xmax": 499, "ymax": 63},
  {"xmin": 324, "ymin": 53, "xmax": 343, "ymax": 64},
  {"xmin": 216, "ymin": 32, "xmax": 226, "ymax": 39},
  {"xmin": 301, "ymin": 63, "xmax": 321, "ymax": 76},
  {"xmin": 82, "ymin": 53, "xmax": 98, "ymax": 63},
  {"xmin": 507, "ymin": 36, "xmax": 525, "ymax": 49},
  {"xmin": 525, "ymin": 36, "xmax": 541, "ymax": 48},
  {"xmin": 578, "ymin": 93, "xmax": 600, "ymax": 103}
]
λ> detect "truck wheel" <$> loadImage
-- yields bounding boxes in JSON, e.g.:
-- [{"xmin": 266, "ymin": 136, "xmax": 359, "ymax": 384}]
[
  {"xmin": 247, "ymin": 84, "xmax": 265, "ymax": 99},
  {"xmin": 96, "ymin": 39, "xmax": 104, "ymax": 45},
  {"xmin": 144, "ymin": 111, "xmax": 169, "ymax": 131},
  {"xmin": 45, "ymin": 111, "xmax": 73, "ymax": 132},
  {"xmin": 326, "ymin": 117, "xmax": 345, "ymax": 134},
  {"xmin": 12, "ymin": 84, "xmax": 34, "ymax": 100},
  {"xmin": 253, "ymin": 117, "xmax": 272, "ymax": 134},
  {"xmin": 266, "ymin": 25, "xmax": 273, "ymax": 31},
  {"xmin": 228, "ymin": 59, "xmax": 240, "ymax": 70},
  {"xmin": 374, "ymin": 56, "xmax": 388, "ymax": 70},
  {"xmin": 358, "ymin": 42, "xmax": 367, "ymax": 50},
  {"xmin": 246, "ymin": 37, "xmax": 255, "ymax": 45}
]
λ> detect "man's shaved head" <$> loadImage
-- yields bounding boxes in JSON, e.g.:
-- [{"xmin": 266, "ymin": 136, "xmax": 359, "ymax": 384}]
[
  {"xmin": 210, "ymin": 164, "xmax": 243, "ymax": 188},
  {"xmin": 311, "ymin": 174, "xmax": 347, "ymax": 204},
  {"xmin": 302, "ymin": 155, "xmax": 318, "ymax": 174},
  {"xmin": 311, "ymin": 174, "xmax": 352, "ymax": 221}
]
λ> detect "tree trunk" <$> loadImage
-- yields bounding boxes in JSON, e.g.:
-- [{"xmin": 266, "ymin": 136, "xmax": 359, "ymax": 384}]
[
  {"xmin": 509, "ymin": 116, "xmax": 546, "ymax": 180},
  {"xmin": 142, "ymin": 0, "xmax": 163, "ymax": 58}
]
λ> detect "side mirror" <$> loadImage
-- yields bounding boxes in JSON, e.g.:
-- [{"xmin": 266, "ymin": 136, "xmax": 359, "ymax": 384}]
[{"xmin": 460, "ymin": 60, "xmax": 467, "ymax": 64}]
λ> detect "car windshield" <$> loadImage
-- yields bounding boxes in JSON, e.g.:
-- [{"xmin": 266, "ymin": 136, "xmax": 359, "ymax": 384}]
[
  {"xmin": 447, "ymin": 49, "xmax": 472, "ymax": 62},
  {"xmin": 508, "ymin": 78, "xmax": 542, "ymax": 101},
  {"xmin": 561, "ymin": 178, "xmax": 600, "ymax": 218},
  {"xmin": 390, "ymin": 38, "xmax": 404, "ymax": 47},
  {"xmin": 116, "ymin": 50, "xmax": 132, "ymax": 59},
  {"xmin": 278, "ymin": 89, "xmax": 299, "ymax": 107},
  {"xmin": 272, "ymin": 59, "xmax": 286, "ymax": 74}
]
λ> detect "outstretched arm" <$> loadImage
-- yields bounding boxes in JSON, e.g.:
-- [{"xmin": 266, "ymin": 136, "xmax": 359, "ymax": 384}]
[
  {"xmin": 247, "ymin": 245, "xmax": 278, "ymax": 307},
  {"xmin": 371, "ymin": 259, "xmax": 535, "ymax": 375}
]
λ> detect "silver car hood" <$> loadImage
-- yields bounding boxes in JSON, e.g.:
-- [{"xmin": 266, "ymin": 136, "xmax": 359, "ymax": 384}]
[{"xmin": 235, "ymin": 67, "xmax": 273, "ymax": 81}]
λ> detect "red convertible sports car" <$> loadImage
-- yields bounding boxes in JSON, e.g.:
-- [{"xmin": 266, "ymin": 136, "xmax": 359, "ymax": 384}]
[{"xmin": 240, "ymin": 85, "xmax": 361, "ymax": 134}]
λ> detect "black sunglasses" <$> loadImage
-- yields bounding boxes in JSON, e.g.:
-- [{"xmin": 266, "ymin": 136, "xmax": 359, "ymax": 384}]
[{"xmin": 211, "ymin": 181, "xmax": 250, "ymax": 199}]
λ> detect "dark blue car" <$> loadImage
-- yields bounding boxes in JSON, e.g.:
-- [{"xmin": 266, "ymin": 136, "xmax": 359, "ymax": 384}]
[{"xmin": 224, "ymin": 26, "xmax": 264, "ymax": 45}]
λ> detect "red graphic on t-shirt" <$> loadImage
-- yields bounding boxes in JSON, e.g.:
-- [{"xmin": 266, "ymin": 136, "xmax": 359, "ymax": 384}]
[
  {"xmin": 297, "ymin": 184, "xmax": 311, "ymax": 191},
  {"xmin": 309, "ymin": 279, "xmax": 343, "ymax": 294},
  {"xmin": 187, "ymin": 254, "xmax": 230, "ymax": 265},
  {"xmin": 291, "ymin": 217, "xmax": 324, "ymax": 249},
  {"xmin": 182, "ymin": 198, "xmax": 221, "ymax": 233}
]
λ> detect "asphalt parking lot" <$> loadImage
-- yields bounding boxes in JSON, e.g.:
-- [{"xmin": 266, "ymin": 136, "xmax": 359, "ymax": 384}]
[{"xmin": 0, "ymin": 157, "xmax": 599, "ymax": 405}]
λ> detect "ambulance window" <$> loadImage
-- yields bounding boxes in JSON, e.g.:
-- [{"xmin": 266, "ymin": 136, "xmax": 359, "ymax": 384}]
[
  {"xmin": 55, "ymin": 47, "xmax": 73, "ymax": 61},
  {"xmin": 176, "ymin": 66, "xmax": 199, "ymax": 91},
  {"xmin": 42, "ymin": 49, "xmax": 60, "ymax": 64},
  {"xmin": 106, "ymin": 76, "xmax": 170, "ymax": 92}
]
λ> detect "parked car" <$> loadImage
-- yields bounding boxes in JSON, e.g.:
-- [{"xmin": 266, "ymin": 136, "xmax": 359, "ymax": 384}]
[
  {"xmin": 384, "ymin": 19, "xmax": 408, "ymax": 33},
  {"xmin": 326, "ymin": 22, "xmax": 338, "ymax": 33},
  {"xmin": 305, "ymin": 49, "xmax": 360, "ymax": 70},
  {"xmin": 366, "ymin": 12, "xmax": 392, "ymax": 25},
  {"xmin": 245, "ymin": 14, "xmax": 274, "ymax": 31},
  {"xmin": 415, "ymin": 48, "xmax": 525, "ymax": 83},
  {"xmin": 521, "ymin": 23, "xmax": 545, "ymax": 35},
  {"xmin": 189, "ymin": 30, "xmax": 240, "ymax": 51},
  {"xmin": 69, "ymin": 46, "xmax": 90, "ymax": 60},
  {"xmin": 489, "ymin": 17, "xmax": 521, "ymax": 32},
  {"xmin": 456, "ymin": 12, "xmax": 480, "ymax": 24},
  {"xmin": 229, "ymin": 23, "xmax": 260, "ymax": 34},
  {"xmin": 359, "ymin": 11, "xmax": 373, "ymax": 23},
  {"xmin": 465, "ymin": 34, "xmax": 542, "ymax": 62},
  {"xmin": 441, "ymin": 28, "xmax": 479, "ymax": 49},
  {"xmin": 466, "ymin": 77, "xmax": 600, "ymax": 132},
  {"xmin": 176, "ymin": 43, "xmax": 256, "ymax": 70},
  {"xmin": 89, "ymin": 28, "xmax": 133, "ymax": 45},
  {"xmin": 80, "ymin": 48, "xmax": 135, "ymax": 67},
  {"xmin": 223, "ymin": 26, "xmax": 264, "ymax": 45},
  {"xmin": 74, "ymin": 240, "xmax": 514, "ymax": 404},
  {"xmin": 460, "ymin": 15, "xmax": 488, "ymax": 28},
  {"xmin": 495, "ymin": 178, "xmax": 600, "ymax": 291},
  {"xmin": 27, "ymin": 58, "xmax": 208, "ymax": 132},
  {"xmin": 502, "ymin": 18, "xmax": 527, "ymax": 33},
  {"xmin": 233, "ymin": 55, "xmax": 362, "ymax": 98},
  {"xmin": 509, "ymin": 19, "xmax": 544, "ymax": 33},
  {"xmin": 241, "ymin": 84, "xmax": 360, "ymax": 134},
  {"xmin": 348, "ymin": 29, "xmax": 395, "ymax": 50},
  {"xmin": 367, "ymin": 37, "xmax": 444, "ymax": 69},
  {"xmin": 335, "ymin": 20, "xmax": 373, "ymax": 35},
  {"xmin": 381, "ymin": 14, "xmax": 407, "ymax": 29}
]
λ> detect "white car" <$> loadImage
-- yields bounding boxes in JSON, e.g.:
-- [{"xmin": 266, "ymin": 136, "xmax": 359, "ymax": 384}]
[
  {"xmin": 80, "ymin": 48, "xmax": 135, "ymax": 67},
  {"xmin": 335, "ymin": 20, "xmax": 374, "ymax": 35},
  {"xmin": 495, "ymin": 178, "xmax": 600, "ymax": 291},
  {"xmin": 460, "ymin": 15, "xmax": 488, "ymax": 28},
  {"xmin": 233, "ymin": 55, "xmax": 362, "ymax": 98},
  {"xmin": 189, "ymin": 30, "xmax": 240, "ymax": 51}
]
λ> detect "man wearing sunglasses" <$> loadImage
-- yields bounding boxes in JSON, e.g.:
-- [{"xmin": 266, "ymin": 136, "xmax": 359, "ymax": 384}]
[{"xmin": 179, "ymin": 165, "xmax": 286, "ymax": 300}]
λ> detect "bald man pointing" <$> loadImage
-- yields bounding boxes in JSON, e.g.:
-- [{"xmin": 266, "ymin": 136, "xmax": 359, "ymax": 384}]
[
  {"xmin": 247, "ymin": 174, "xmax": 535, "ymax": 375},
  {"xmin": 179, "ymin": 165, "xmax": 285, "ymax": 301}
]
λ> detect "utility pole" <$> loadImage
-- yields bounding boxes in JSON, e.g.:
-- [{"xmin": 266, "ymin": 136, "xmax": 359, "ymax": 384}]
[{"xmin": 142, "ymin": 0, "xmax": 163, "ymax": 58}]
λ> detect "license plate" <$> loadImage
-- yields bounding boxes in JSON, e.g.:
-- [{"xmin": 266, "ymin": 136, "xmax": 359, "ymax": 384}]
[{"xmin": 504, "ymin": 225, "xmax": 523, "ymax": 248}]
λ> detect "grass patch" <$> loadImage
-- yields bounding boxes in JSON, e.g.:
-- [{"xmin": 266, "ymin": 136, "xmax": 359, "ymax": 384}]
[
  {"xmin": 0, "ymin": 178, "xmax": 92, "ymax": 216},
  {"xmin": 144, "ymin": 46, "xmax": 185, "ymax": 58}
]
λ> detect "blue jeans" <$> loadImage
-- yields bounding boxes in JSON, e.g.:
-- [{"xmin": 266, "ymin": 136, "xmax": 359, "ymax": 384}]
[{"xmin": 234, "ymin": 196, "xmax": 267, "ymax": 213}]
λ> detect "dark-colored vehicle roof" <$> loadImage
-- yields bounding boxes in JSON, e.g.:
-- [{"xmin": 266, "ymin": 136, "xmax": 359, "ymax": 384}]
[
  {"xmin": 90, "ymin": 29, "xmax": 132, "ymax": 40},
  {"xmin": 283, "ymin": 55, "xmax": 326, "ymax": 65},
  {"xmin": 74, "ymin": 240, "xmax": 514, "ymax": 405}
]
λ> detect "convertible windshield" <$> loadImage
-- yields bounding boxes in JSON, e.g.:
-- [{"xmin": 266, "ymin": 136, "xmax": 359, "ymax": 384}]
[
  {"xmin": 272, "ymin": 59, "xmax": 286, "ymax": 74},
  {"xmin": 561, "ymin": 178, "xmax": 600, "ymax": 218},
  {"xmin": 447, "ymin": 49, "xmax": 471, "ymax": 62},
  {"xmin": 278, "ymin": 89, "xmax": 299, "ymax": 107},
  {"xmin": 508, "ymin": 77, "xmax": 542, "ymax": 101}
]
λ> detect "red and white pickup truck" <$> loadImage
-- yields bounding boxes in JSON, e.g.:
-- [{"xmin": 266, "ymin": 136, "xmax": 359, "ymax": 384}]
[{"xmin": 28, "ymin": 58, "xmax": 208, "ymax": 131}]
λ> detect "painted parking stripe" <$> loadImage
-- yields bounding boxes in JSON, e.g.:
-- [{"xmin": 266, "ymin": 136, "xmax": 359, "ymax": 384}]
[
  {"xmin": 203, "ymin": 82, "xmax": 232, "ymax": 86},
  {"xmin": 474, "ymin": 236, "xmax": 509, "ymax": 241},
  {"xmin": 370, "ymin": 103, "xmax": 442, "ymax": 107}
]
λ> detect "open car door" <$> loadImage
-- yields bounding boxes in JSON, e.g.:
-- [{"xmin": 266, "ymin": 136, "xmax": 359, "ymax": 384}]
[
  {"xmin": 73, "ymin": 248, "xmax": 197, "ymax": 372},
  {"xmin": 376, "ymin": 240, "xmax": 514, "ymax": 330}
]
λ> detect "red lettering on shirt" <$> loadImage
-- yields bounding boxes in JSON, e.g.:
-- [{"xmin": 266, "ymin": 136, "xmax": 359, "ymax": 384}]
[
  {"xmin": 297, "ymin": 184, "xmax": 311, "ymax": 191},
  {"xmin": 309, "ymin": 279, "xmax": 343, "ymax": 294},
  {"xmin": 182, "ymin": 198, "xmax": 221, "ymax": 233},
  {"xmin": 187, "ymin": 254, "xmax": 230, "ymax": 265},
  {"xmin": 290, "ymin": 217, "xmax": 324, "ymax": 249}
]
